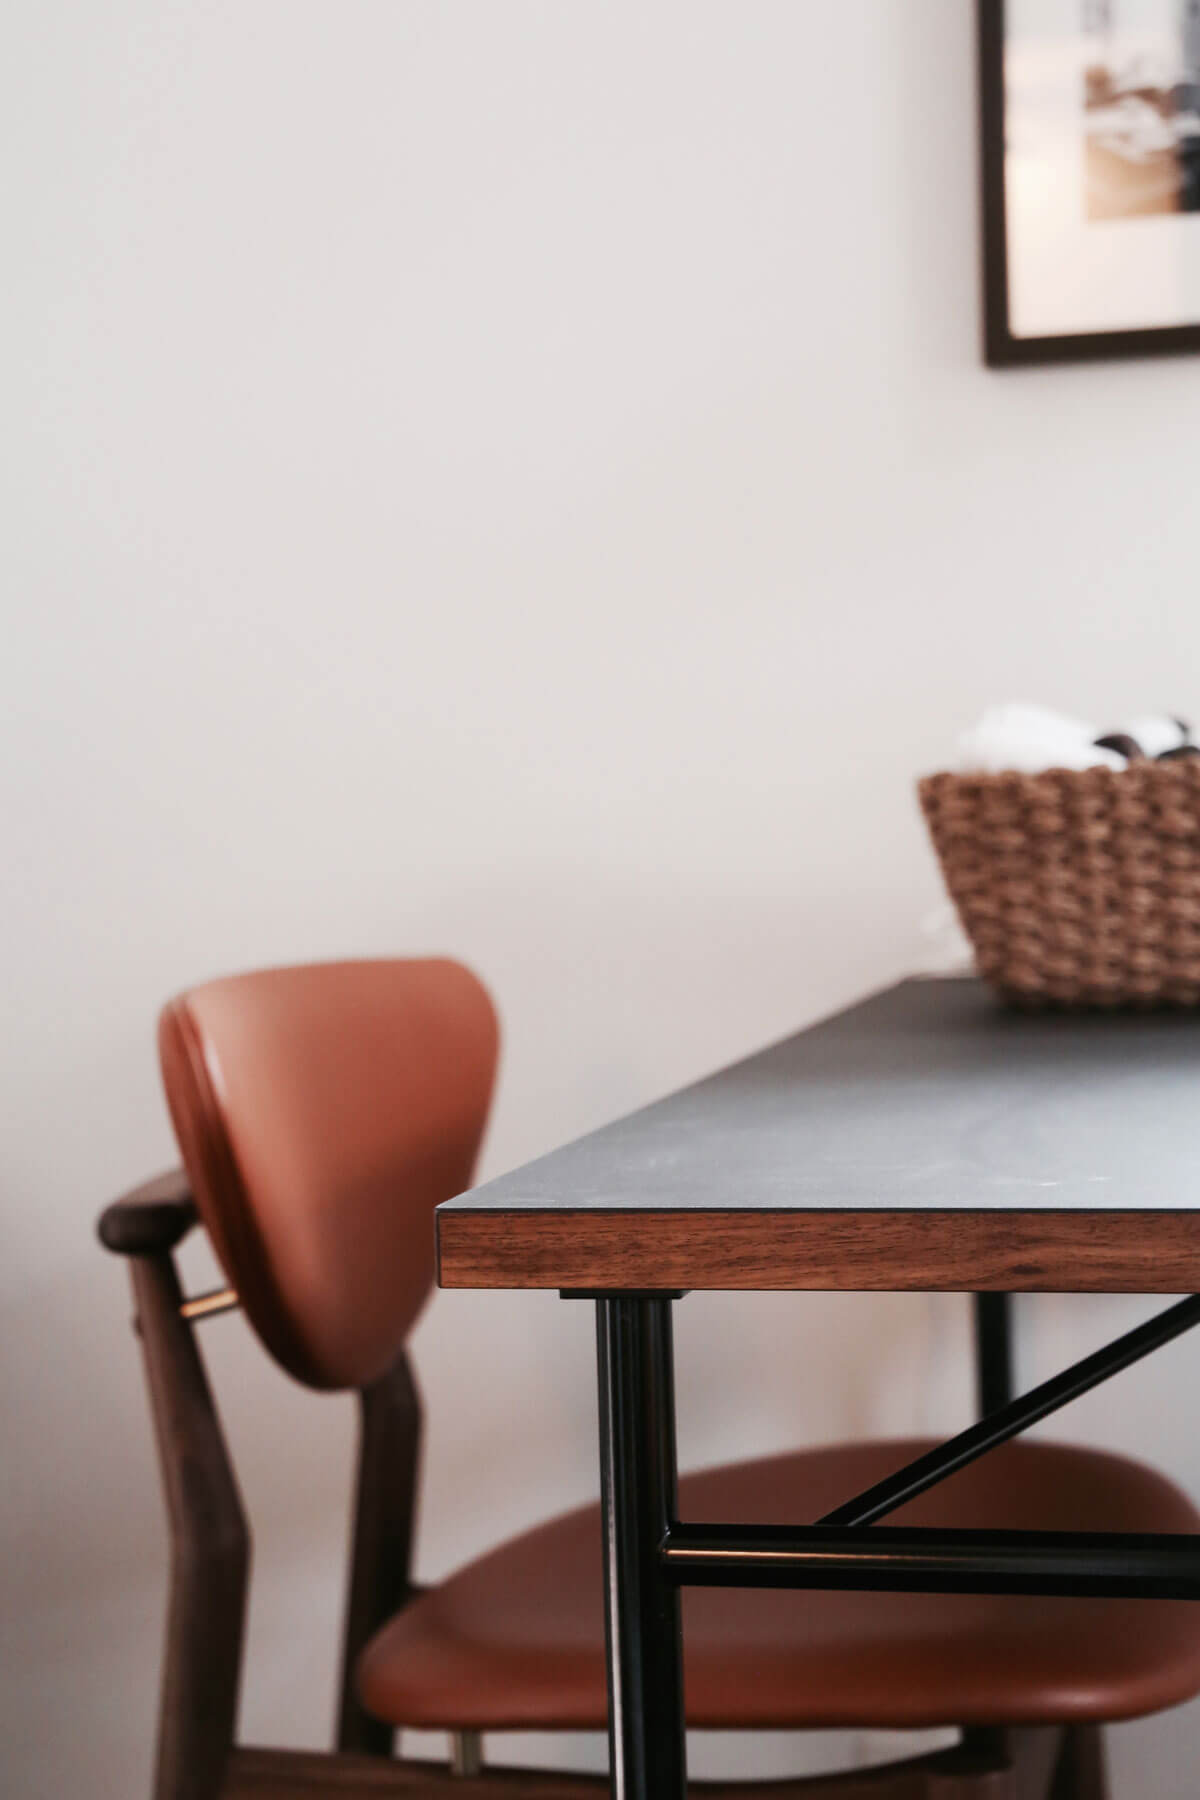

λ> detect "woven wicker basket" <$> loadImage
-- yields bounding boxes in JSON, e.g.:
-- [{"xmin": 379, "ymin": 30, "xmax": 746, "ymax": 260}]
[{"xmin": 918, "ymin": 760, "xmax": 1200, "ymax": 1007}]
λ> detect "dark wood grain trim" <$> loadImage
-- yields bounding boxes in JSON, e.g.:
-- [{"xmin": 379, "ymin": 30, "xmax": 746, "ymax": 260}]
[
  {"xmin": 223, "ymin": 1746, "xmax": 609, "ymax": 1795},
  {"xmin": 437, "ymin": 1208, "xmax": 1200, "ymax": 1294}
]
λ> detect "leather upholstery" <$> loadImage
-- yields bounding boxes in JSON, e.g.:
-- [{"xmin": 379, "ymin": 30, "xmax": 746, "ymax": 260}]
[
  {"xmin": 358, "ymin": 1437, "xmax": 1200, "ymax": 1731},
  {"xmin": 152, "ymin": 957, "xmax": 1200, "ymax": 1738},
  {"xmin": 158, "ymin": 959, "xmax": 498, "ymax": 1389}
]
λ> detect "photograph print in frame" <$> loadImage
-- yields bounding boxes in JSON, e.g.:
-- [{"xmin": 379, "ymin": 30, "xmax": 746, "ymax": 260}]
[{"xmin": 980, "ymin": 0, "xmax": 1200, "ymax": 362}]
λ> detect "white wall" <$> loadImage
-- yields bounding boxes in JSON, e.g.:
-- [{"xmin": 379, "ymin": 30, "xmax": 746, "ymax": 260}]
[{"xmin": 5, "ymin": 3, "xmax": 1200, "ymax": 1793}]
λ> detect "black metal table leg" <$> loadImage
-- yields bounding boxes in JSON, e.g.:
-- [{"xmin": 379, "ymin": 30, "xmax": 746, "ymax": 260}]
[
  {"xmin": 973, "ymin": 1292, "xmax": 1014, "ymax": 1415},
  {"xmin": 595, "ymin": 1296, "xmax": 687, "ymax": 1800}
]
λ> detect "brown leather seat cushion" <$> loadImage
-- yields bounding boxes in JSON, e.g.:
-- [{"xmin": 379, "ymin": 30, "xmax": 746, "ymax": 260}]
[{"xmin": 358, "ymin": 1438, "xmax": 1200, "ymax": 1732}]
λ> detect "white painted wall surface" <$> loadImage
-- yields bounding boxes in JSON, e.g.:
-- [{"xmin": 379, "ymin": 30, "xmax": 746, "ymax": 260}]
[{"xmin": 4, "ymin": 4, "xmax": 1200, "ymax": 1793}]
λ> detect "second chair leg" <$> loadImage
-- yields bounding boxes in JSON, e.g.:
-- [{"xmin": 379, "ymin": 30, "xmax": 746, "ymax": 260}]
[
  {"xmin": 1048, "ymin": 1727, "xmax": 1107, "ymax": 1800},
  {"xmin": 450, "ymin": 1731, "xmax": 484, "ymax": 1777}
]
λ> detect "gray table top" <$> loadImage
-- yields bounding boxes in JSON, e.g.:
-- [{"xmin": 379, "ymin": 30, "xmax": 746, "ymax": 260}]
[
  {"xmin": 443, "ymin": 977, "xmax": 1200, "ymax": 1218},
  {"xmin": 437, "ymin": 977, "xmax": 1200, "ymax": 1292}
]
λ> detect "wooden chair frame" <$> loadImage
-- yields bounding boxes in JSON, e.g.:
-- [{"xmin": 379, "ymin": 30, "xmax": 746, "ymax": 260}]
[{"xmin": 100, "ymin": 1174, "xmax": 1105, "ymax": 1800}]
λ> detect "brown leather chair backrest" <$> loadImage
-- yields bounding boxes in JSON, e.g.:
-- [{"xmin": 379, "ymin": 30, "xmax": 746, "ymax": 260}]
[{"xmin": 158, "ymin": 959, "xmax": 499, "ymax": 1390}]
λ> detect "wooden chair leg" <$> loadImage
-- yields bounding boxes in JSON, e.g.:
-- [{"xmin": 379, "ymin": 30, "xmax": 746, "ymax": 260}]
[
  {"xmin": 131, "ymin": 1253, "xmax": 250, "ymax": 1800},
  {"xmin": 1047, "ymin": 1728, "xmax": 1107, "ymax": 1800},
  {"xmin": 337, "ymin": 1355, "xmax": 422, "ymax": 1756},
  {"xmin": 919, "ymin": 1729, "xmax": 1061, "ymax": 1800}
]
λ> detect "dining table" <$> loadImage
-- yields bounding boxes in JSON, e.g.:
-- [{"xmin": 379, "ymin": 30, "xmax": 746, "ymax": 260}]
[{"xmin": 435, "ymin": 975, "xmax": 1200, "ymax": 1800}]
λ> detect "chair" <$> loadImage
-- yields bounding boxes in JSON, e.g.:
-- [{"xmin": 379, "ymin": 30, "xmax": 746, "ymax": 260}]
[{"xmin": 98, "ymin": 957, "xmax": 1200, "ymax": 1800}]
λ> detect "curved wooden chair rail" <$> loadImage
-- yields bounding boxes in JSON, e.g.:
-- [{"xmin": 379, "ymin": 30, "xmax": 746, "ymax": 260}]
[{"xmin": 98, "ymin": 1169, "xmax": 198, "ymax": 1257}]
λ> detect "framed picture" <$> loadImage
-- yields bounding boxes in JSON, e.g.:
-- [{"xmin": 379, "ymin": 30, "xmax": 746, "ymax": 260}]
[{"xmin": 979, "ymin": 0, "xmax": 1200, "ymax": 364}]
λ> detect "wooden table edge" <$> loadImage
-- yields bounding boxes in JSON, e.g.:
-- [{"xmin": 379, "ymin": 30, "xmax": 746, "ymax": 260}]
[{"xmin": 436, "ymin": 1205, "xmax": 1200, "ymax": 1293}]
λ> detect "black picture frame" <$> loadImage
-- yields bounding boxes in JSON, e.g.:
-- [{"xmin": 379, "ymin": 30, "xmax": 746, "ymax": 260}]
[{"xmin": 979, "ymin": 0, "xmax": 1200, "ymax": 366}]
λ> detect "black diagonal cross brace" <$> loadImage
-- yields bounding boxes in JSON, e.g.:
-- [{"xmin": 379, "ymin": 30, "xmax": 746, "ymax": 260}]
[{"xmin": 660, "ymin": 1293, "xmax": 1200, "ymax": 1601}]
